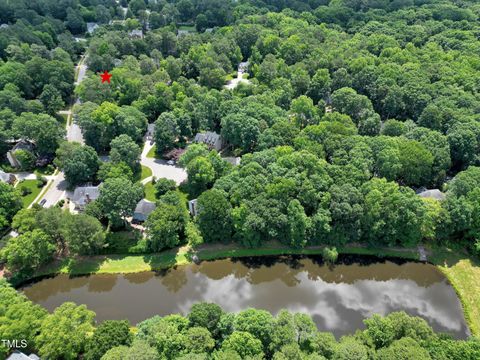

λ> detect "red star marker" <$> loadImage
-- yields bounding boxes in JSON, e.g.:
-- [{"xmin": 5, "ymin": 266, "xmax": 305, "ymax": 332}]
[{"xmin": 100, "ymin": 70, "xmax": 112, "ymax": 83}]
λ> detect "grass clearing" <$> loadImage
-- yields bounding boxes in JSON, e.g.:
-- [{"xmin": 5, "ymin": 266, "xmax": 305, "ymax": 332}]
[
  {"xmin": 439, "ymin": 259, "xmax": 480, "ymax": 335},
  {"xmin": 17, "ymin": 180, "xmax": 42, "ymax": 208},
  {"xmin": 146, "ymin": 145, "xmax": 157, "ymax": 158},
  {"xmin": 144, "ymin": 181, "xmax": 156, "ymax": 201},
  {"xmin": 140, "ymin": 165, "xmax": 152, "ymax": 181},
  {"xmin": 178, "ymin": 25, "xmax": 196, "ymax": 32},
  {"xmin": 133, "ymin": 165, "xmax": 152, "ymax": 182}
]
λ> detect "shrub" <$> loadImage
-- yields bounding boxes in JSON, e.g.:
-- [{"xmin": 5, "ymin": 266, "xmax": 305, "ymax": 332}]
[
  {"xmin": 20, "ymin": 186, "xmax": 32, "ymax": 196},
  {"xmin": 322, "ymin": 246, "xmax": 338, "ymax": 264}
]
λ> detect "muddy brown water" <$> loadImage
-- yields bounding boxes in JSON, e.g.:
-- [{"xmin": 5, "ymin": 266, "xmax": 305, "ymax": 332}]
[{"xmin": 22, "ymin": 255, "xmax": 469, "ymax": 338}]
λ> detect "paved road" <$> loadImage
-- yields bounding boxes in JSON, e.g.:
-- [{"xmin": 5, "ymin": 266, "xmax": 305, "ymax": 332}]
[
  {"xmin": 67, "ymin": 122, "xmax": 84, "ymax": 144},
  {"xmin": 140, "ymin": 141, "xmax": 187, "ymax": 185},
  {"xmin": 34, "ymin": 56, "xmax": 87, "ymax": 207}
]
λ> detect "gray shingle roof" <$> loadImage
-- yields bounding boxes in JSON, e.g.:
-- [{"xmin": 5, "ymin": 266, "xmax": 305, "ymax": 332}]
[
  {"xmin": 7, "ymin": 351, "xmax": 39, "ymax": 360},
  {"xmin": 418, "ymin": 189, "xmax": 446, "ymax": 201},
  {"xmin": 133, "ymin": 199, "xmax": 156, "ymax": 221},
  {"xmin": 72, "ymin": 186, "xmax": 100, "ymax": 206}
]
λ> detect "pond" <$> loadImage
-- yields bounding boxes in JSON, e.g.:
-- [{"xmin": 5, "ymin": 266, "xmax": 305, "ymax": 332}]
[{"xmin": 22, "ymin": 255, "xmax": 469, "ymax": 338}]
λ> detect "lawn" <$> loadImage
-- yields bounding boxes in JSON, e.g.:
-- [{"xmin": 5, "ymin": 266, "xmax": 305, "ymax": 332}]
[
  {"xmin": 178, "ymin": 24, "xmax": 196, "ymax": 32},
  {"xmin": 439, "ymin": 260, "xmax": 480, "ymax": 336},
  {"xmin": 144, "ymin": 181, "xmax": 156, "ymax": 201},
  {"xmin": 140, "ymin": 165, "xmax": 152, "ymax": 181},
  {"xmin": 17, "ymin": 180, "xmax": 43, "ymax": 207},
  {"xmin": 146, "ymin": 145, "xmax": 157, "ymax": 158},
  {"xmin": 133, "ymin": 165, "xmax": 152, "ymax": 182}
]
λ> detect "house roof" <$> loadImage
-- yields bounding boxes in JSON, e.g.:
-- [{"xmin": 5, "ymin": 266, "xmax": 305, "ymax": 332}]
[
  {"xmin": 133, "ymin": 199, "xmax": 156, "ymax": 221},
  {"xmin": 72, "ymin": 186, "xmax": 100, "ymax": 205},
  {"xmin": 7, "ymin": 351, "xmax": 39, "ymax": 360},
  {"xmin": 12, "ymin": 139, "xmax": 35, "ymax": 152},
  {"xmin": 0, "ymin": 170, "xmax": 15, "ymax": 183},
  {"xmin": 418, "ymin": 189, "xmax": 446, "ymax": 201},
  {"xmin": 129, "ymin": 29, "xmax": 143, "ymax": 37},
  {"xmin": 86, "ymin": 22, "xmax": 99, "ymax": 34},
  {"xmin": 194, "ymin": 131, "xmax": 222, "ymax": 146}
]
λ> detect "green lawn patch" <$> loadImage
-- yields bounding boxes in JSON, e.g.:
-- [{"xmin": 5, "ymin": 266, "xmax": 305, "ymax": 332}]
[
  {"xmin": 427, "ymin": 245, "xmax": 480, "ymax": 336},
  {"xmin": 104, "ymin": 231, "xmax": 142, "ymax": 254},
  {"xmin": 439, "ymin": 259, "xmax": 480, "ymax": 336},
  {"xmin": 144, "ymin": 181, "xmax": 156, "ymax": 201},
  {"xmin": 146, "ymin": 145, "xmax": 157, "ymax": 158},
  {"xmin": 140, "ymin": 165, "xmax": 152, "ymax": 181},
  {"xmin": 18, "ymin": 180, "xmax": 43, "ymax": 208},
  {"xmin": 133, "ymin": 165, "xmax": 152, "ymax": 182},
  {"xmin": 178, "ymin": 25, "xmax": 196, "ymax": 32}
]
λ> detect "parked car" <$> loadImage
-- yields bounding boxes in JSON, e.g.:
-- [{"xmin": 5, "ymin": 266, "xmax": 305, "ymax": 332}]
[
  {"xmin": 39, "ymin": 199, "xmax": 46, "ymax": 207},
  {"xmin": 167, "ymin": 160, "xmax": 175, "ymax": 165}
]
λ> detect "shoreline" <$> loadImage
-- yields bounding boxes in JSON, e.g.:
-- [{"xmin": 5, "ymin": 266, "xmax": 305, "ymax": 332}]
[
  {"xmin": 9, "ymin": 243, "xmax": 479, "ymax": 337},
  {"xmin": 12, "ymin": 243, "xmax": 420, "ymax": 284}
]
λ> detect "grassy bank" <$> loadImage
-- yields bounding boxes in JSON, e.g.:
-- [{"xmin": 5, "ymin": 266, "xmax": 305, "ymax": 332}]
[{"xmin": 29, "ymin": 243, "xmax": 418, "ymax": 281}]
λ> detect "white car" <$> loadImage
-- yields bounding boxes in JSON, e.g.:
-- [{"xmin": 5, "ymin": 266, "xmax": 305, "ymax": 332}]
[{"xmin": 167, "ymin": 160, "xmax": 175, "ymax": 165}]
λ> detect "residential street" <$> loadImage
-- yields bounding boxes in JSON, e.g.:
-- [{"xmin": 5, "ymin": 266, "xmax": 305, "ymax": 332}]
[{"xmin": 32, "ymin": 56, "xmax": 87, "ymax": 207}]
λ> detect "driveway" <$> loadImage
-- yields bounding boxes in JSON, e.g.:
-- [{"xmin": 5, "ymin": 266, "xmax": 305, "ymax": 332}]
[{"xmin": 140, "ymin": 141, "xmax": 187, "ymax": 185}]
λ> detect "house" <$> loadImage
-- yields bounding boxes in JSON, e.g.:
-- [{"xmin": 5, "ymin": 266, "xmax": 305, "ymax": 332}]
[
  {"xmin": 6, "ymin": 351, "xmax": 40, "ymax": 360},
  {"xmin": 86, "ymin": 22, "xmax": 99, "ymax": 34},
  {"xmin": 0, "ymin": 170, "xmax": 16, "ymax": 185},
  {"xmin": 188, "ymin": 199, "xmax": 198, "ymax": 216},
  {"xmin": 417, "ymin": 189, "xmax": 446, "ymax": 201},
  {"xmin": 132, "ymin": 199, "xmax": 156, "ymax": 222},
  {"xmin": 7, "ymin": 140, "xmax": 35, "ymax": 168},
  {"xmin": 71, "ymin": 185, "xmax": 100, "ymax": 211},
  {"xmin": 129, "ymin": 29, "xmax": 143, "ymax": 38},
  {"xmin": 194, "ymin": 131, "xmax": 223, "ymax": 151}
]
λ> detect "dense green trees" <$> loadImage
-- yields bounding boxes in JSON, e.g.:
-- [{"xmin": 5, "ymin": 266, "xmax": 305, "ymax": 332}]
[
  {"xmin": 84, "ymin": 320, "xmax": 133, "ymax": 360},
  {"xmin": 196, "ymin": 189, "xmax": 233, "ymax": 243},
  {"xmin": 0, "ymin": 229, "xmax": 55, "ymax": 275},
  {"xmin": 145, "ymin": 191, "xmax": 189, "ymax": 251},
  {"xmin": 76, "ymin": 102, "xmax": 147, "ymax": 152},
  {"xmin": 36, "ymin": 302, "xmax": 95, "ymax": 360},
  {"xmin": 55, "ymin": 142, "xmax": 99, "ymax": 187},
  {"xmin": 95, "ymin": 177, "xmax": 143, "ymax": 227},
  {"xmin": 109, "ymin": 134, "xmax": 141, "ymax": 170},
  {"xmin": 1, "ymin": 207, "xmax": 106, "ymax": 276},
  {"xmin": 0, "ymin": 182, "xmax": 22, "ymax": 230}
]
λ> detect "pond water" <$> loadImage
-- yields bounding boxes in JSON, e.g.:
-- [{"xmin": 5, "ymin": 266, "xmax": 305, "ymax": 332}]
[{"xmin": 22, "ymin": 255, "xmax": 469, "ymax": 338}]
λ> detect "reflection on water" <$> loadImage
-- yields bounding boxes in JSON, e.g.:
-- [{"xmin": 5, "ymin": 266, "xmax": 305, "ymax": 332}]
[{"xmin": 22, "ymin": 256, "xmax": 469, "ymax": 338}]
